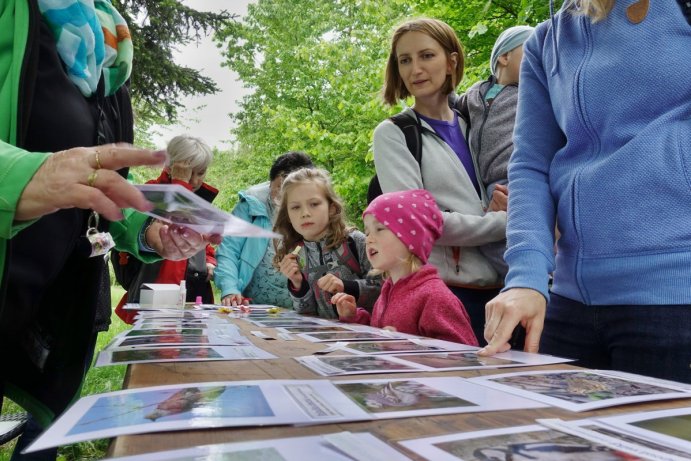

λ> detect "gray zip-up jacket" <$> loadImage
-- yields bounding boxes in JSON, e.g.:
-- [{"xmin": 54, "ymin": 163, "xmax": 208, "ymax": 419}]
[
  {"xmin": 290, "ymin": 230, "xmax": 381, "ymax": 319},
  {"xmin": 457, "ymin": 76, "xmax": 518, "ymax": 187},
  {"xmin": 373, "ymin": 107, "xmax": 506, "ymax": 287}
]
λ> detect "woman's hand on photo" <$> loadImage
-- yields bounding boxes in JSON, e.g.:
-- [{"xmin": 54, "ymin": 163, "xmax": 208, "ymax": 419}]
[
  {"xmin": 331, "ymin": 292, "xmax": 357, "ymax": 320},
  {"xmin": 279, "ymin": 254, "xmax": 304, "ymax": 288},
  {"xmin": 317, "ymin": 273, "xmax": 344, "ymax": 294},
  {"xmin": 478, "ymin": 288, "xmax": 546, "ymax": 356}
]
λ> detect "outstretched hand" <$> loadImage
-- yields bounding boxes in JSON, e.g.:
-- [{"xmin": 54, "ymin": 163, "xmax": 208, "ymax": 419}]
[
  {"xmin": 317, "ymin": 273, "xmax": 345, "ymax": 294},
  {"xmin": 16, "ymin": 144, "xmax": 166, "ymax": 222},
  {"xmin": 478, "ymin": 288, "xmax": 546, "ymax": 356},
  {"xmin": 331, "ymin": 292, "xmax": 357, "ymax": 320}
]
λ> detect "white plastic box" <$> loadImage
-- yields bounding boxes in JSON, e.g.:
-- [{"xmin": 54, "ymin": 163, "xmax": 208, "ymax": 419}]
[{"xmin": 139, "ymin": 283, "xmax": 180, "ymax": 307}]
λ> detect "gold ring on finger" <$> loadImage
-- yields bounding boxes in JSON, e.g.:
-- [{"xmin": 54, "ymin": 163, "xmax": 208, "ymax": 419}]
[
  {"xmin": 87, "ymin": 170, "xmax": 99, "ymax": 187},
  {"xmin": 94, "ymin": 151, "xmax": 102, "ymax": 169}
]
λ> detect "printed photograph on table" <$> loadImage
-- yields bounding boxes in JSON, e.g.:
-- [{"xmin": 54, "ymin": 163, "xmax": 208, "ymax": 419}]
[
  {"xmin": 399, "ymin": 424, "xmax": 650, "ymax": 461},
  {"xmin": 298, "ymin": 330, "xmax": 406, "ymax": 343},
  {"xmin": 25, "ymin": 380, "xmax": 373, "ymax": 453},
  {"xmin": 296, "ymin": 355, "xmax": 422, "ymax": 376},
  {"xmin": 340, "ymin": 339, "xmax": 472, "ymax": 355},
  {"xmin": 108, "ymin": 334, "xmax": 249, "ymax": 349},
  {"xmin": 390, "ymin": 349, "xmax": 572, "ymax": 371},
  {"xmin": 597, "ymin": 407, "xmax": 691, "ymax": 454},
  {"xmin": 276, "ymin": 325, "xmax": 356, "ymax": 334},
  {"xmin": 469, "ymin": 370, "xmax": 691, "ymax": 412},
  {"xmin": 540, "ymin": 417, "xmax": 691, "ymax": 461},
  {"xmin": 332, "ymin": 377, "xmax": 546, "ymax": 419},
  {"xmin": 251, "ymin": 319, "xmax": 327, "ymax": 327},
  {"xmin": 107, "ymin": 432, "xmax": 412, "ymax": 461},
  {"xmin": 124, "ymin": 328, "xmax": 207, "ymax": 337},
  {"xmin": 95, "ymin": 345, "xmax": 275, "ymax": 366}
]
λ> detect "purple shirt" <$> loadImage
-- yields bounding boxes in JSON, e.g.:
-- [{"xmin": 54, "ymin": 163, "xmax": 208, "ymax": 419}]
[{"xmin": 417, "ymin": 111, "xmax": 480, "ymax": 195}]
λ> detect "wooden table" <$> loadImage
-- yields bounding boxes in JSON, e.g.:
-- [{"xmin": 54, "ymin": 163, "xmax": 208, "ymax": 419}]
[{"xmin": 109, "ymin": 314, "xmax": 691, "ymax": 459}]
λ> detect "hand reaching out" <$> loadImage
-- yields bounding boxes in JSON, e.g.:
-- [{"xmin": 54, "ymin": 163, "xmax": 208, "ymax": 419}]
[
  {"xmin": 16, "ymin": 144, "xmax": 166, "ymax": 222},
  {"xmin": 331, "ymin": 292, "xmax": 357, "ymax": 320},
  {"xmin": 222, "ymin": 293, "xmax": 248, "ymax": 307},
  {"xmin": 317, "ymin": 273, "xmax": 345, "ymax": 294},
  {"xmin": 478, "ymin": 288, "xmax": 546, "ymax": 356}
]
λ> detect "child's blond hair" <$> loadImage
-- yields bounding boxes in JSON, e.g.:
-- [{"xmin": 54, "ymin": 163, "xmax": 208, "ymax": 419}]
[{"xmin": 273, "ymin": 168, "xmax": 354, "ymax": 266}]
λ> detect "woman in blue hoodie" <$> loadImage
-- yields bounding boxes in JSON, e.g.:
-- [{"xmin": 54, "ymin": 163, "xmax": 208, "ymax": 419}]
[{"xmin": 480, "ymin": 0, "xmax": 691, "ymax": 384}]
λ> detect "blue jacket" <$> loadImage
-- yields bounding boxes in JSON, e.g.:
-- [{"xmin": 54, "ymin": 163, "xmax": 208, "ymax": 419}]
[
  {"xmin": 214, "ymin": 182, "xmax": 273, "ymax": 297},
  {"xmin": 505, "ymin": 2, "xmax": 691, "ymax": 305}
]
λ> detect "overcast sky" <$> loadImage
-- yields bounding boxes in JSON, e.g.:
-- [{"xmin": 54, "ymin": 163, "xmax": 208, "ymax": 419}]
[{"xmin": 151, "ymin": 0, "xmax": 255, "ymax": 150}]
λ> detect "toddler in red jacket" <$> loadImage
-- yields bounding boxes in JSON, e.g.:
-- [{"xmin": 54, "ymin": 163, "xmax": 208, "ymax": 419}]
[{"xmin": 333, "ymin": 189, "xmax": 478, "ymax": 345}]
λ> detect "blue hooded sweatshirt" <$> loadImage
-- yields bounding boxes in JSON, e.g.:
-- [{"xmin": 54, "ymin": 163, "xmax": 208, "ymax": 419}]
[{"xmin": 505, "ymin": 1, "xmax": 691, "ymax": 305}]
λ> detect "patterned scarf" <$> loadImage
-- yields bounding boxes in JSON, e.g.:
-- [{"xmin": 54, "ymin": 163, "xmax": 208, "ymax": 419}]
[{"xmin": 38, "ymin": 0, "xmax": 133, "ymax": 97}]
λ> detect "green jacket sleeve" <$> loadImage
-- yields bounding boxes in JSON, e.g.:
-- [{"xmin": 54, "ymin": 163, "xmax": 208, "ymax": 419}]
[
  {"xmin": 109, "ymin": 210, "xmax": 161, "ymax": 264},
  {"xmin": 0, "ymin": 142, "xmax": 50, "ymax": 239}
]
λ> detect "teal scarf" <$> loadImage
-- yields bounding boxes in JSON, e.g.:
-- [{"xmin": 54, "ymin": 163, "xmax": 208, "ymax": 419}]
[{"xmin": 38, "ymin": 0, "xmax": 133, "ymax": 97}]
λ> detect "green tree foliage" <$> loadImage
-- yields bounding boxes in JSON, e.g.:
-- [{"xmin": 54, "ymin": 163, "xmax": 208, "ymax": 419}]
[
  {"xmin": 214, "ymin": 0, "xmax": 553, "ymax": 221},
  {"xmin": 415, "ymin": 0, "xmax": 554, "ymax": 86},
  {"xmin": 215, "ymin": 0, "xmax": 414, "ymax": 222},
  {"xmin": 114, "ymin": 1, "xmax": 235, "ymax": 126}
]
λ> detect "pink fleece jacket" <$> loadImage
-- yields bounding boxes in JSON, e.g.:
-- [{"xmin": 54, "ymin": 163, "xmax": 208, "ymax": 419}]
[{"xmin": 343, "ymin": 265, "xmax": 478, "ymax": 345}]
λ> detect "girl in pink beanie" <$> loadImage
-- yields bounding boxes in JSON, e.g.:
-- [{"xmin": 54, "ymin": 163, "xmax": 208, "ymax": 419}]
[{"xmin": 332, "ymin": 189, "xmax": 478, "ymax": 345}]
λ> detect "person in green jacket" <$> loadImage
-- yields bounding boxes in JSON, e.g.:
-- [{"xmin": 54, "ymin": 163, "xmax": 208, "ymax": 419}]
[{"xmin": 0, "ymin": 2, "xmax": 219, "ymax": 459}]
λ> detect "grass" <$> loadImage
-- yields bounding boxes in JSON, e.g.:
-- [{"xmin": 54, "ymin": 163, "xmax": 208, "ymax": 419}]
[{"xmin": 0, "ymin": 286, "xmax": 132, "ymax": 461}]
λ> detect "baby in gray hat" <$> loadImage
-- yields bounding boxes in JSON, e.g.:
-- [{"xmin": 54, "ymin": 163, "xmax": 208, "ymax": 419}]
[{"xmin": 455, "ymin": 25, "xmax": 534, "ymax": 279}]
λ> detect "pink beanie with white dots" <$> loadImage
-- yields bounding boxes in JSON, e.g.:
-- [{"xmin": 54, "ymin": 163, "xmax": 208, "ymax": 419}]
[{"xmin": 363, "ymin": 189, "xmax": 443, "ymax": 264}]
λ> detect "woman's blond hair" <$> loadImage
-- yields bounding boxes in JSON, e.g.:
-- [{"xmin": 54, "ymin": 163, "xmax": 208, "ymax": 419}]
[
  {"xmin": 272, "ymin": 168, "xmax": 353, "ymax": 266},
  {"xmin": 565, "ymin": 0, "xmax": 615, "ymax": 22},
  {"xmin": 382, "ymin": 18, "xmax": 464, "ymax": 106}
]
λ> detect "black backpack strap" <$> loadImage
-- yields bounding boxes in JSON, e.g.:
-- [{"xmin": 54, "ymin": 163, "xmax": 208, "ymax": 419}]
[{"xmin": 389, "ymin": 112, "xmax": 423, "ymax": 166}]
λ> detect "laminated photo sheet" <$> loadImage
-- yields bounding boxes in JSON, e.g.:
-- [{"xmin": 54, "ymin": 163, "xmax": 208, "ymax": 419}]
[
  {"xmin": 338, "ymin": 338, "xmax": 478, "ymax": 355},
  {"xmin": 296, "ymin": 349, "xmax": 573, "ymax": 377},
  {"xmin": 398, "ymin": 422, "xmax": 664, "ymax": 461},
  {"xmin": 538, "ymin": 417, "xmax": 691, "ymax": 461},
  {"xmin": 106, "ymin": 331, "xmax": 252, "ymax": 349},
  {"xmin": 136, "ymin": 184, "xmax": 281, "ymax": 238},
  {"xmin": 468, "ymin": 369, "xmax": 691, "ymax": 412},
  {"xmin": 122, "ymin": 303, "xmax": 185, "ymax": 311},
  {"xmin": 385, "ymin": 349, "xmax": 573, "ymax": 372},
  {"xmin": 297, "ymin": 329, "xmax": 411, "ymax": 343},
  {"xmin": 129, "ymin": 319, "xmax": 233, "ymax": 331},
  {"xmin": 276, "ymin": 325, "xmax": 358, "ymax": 334},
  {"xmin": 595, "ymin": 406, "xmax": 691, "ymax": 455},
  {"xmin": 249, "ymin": 318, "xmax": 333, "ymax": 328},
  {"xmin": 331, "ymin": 377, "xmax": 547, "ymax": 420},
  {"xmin": 107, "ymin": 431, "xmax": 412, "ymax": 461},
  {"xmin": 131, "ymin": 309, "xmax": 215, "ymax": 319},
  {"xmin": 296, "ymin": 354, "xmax": 424, "ymax": 376},
  {"xmin": 123, "ymin": 324, "xmax": 240, "ymax": 338},
  {"xmin": 25, "ymin": 379, "xmax": 373, "ymax": 453},
  {"xmin": 95, "ymin": 345, "xmax": 276, "ymax": 367}
]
